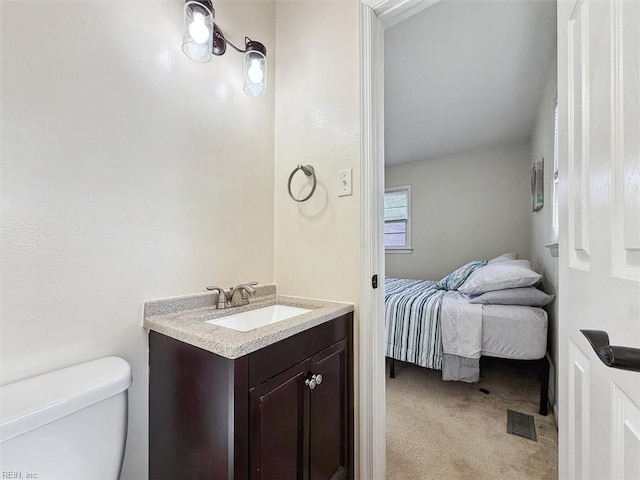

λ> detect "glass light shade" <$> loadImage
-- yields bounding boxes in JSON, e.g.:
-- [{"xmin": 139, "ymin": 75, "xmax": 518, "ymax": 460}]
[
  {"xmin": 182, "ymin": 1, "xmax": 214, "ymax": 63},
  {"xmin": 243, "ymin": 49, "xmax": 267, "ymax": 97}
]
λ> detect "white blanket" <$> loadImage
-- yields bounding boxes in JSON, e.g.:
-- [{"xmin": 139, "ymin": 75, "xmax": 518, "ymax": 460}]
[{"xmin": 440, "ymin": 292, "xmax": 483, "ymax": 382}]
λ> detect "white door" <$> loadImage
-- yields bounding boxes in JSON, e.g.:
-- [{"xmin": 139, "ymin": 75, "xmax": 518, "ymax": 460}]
[{"xmin": 558, "ymin": 0, "xmax": 640, "ymax": 478}]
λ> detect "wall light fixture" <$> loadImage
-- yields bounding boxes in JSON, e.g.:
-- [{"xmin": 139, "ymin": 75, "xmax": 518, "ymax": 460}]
[{"xmin": 182, "ymin": 0, "xmax": 267, "ymax": 97}]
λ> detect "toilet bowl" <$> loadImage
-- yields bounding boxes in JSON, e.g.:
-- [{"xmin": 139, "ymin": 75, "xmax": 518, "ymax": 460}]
[{"xmin": 0, "ymin": 356, "xmax": 132, "ymax": 480}]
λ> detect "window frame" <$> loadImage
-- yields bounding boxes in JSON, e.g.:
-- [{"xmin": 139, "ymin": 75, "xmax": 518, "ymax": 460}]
[{"xmin": 384, "ymin": 184, "xmax": 412, "ymax": 253}]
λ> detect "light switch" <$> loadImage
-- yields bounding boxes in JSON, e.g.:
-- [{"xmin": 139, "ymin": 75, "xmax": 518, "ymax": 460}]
[{"xmin": 338, "ymin": 168, "xmax": 352, "ymax": 197}]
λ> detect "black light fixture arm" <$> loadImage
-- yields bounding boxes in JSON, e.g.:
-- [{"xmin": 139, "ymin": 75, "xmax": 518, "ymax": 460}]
[
  {"xmin": 214, "ymin": 30, "xmax": 248, "ymax": 54},
  {"xmin": 214, "ymin": 29, "xmax": 266, "ymax": 56}
]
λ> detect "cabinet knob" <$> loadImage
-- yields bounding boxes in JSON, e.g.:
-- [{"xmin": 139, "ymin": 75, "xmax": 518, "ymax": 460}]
[{"xmin": 305, "ymin": 373, "xmax": 322, "ymax": 390}]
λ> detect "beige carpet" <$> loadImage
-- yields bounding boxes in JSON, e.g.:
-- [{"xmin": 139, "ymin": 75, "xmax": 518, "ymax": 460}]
[{"xmin": 386, "ymin": 358, "xmax": 558, "ymax": 480}]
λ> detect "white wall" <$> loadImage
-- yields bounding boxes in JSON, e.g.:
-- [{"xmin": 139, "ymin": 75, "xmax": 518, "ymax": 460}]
[
  {"xmin": 273, "ymin": 1, "xmax": 360, "ymax": 304},
  {"xmin": 385, "ymin": 142, "xmax": 532, "ymax": 280},
  {"xmin": 530, "ymin": 48, "xmax": 559, "ymax": 416},
  {"xmin": 273, "ymin": 1, "xmax": 360, "ymax": 472},
  {"xmin": 1, "ymin": 2, "xmax": 275, "ymax": 479}
]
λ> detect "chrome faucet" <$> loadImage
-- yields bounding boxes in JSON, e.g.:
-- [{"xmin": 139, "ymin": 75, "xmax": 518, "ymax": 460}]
[
  {"xmin": 228, "ymin": 282, "xmax": 258, "ymax": 307},
  {"xmin": 205, "ymin": 286, "xmax": 230, "ymax": 309},
  {"xmin": 206, "ymin": 282, "xmax": 258, "ymax": 309}
]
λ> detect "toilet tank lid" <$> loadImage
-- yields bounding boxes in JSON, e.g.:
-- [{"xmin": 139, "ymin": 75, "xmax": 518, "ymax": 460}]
[{"xmin": 1, "ymin": 356, "xmax": 132, "ymax": 443}]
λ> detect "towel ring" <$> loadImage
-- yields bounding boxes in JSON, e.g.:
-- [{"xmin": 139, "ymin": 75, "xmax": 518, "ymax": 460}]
[{"xmin": 287, "ymin": 164, "xmax": 317, "ymax": 202}]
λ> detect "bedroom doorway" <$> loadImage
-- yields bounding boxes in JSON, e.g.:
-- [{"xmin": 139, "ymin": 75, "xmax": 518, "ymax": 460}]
[{"xmin": 360, "ymin": 0, "xmax": 555, "ymax": 478}]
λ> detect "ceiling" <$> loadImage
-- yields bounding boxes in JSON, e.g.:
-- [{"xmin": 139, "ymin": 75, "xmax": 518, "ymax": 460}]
[{"xmin": 384, "ymin": 0, "xmax": 557, "ymax": 166}]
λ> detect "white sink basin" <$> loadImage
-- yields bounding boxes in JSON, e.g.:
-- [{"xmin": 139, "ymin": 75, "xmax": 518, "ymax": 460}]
[{"xmin": 205, "ymin": 305, "xmax": 312, "ymax": 332}]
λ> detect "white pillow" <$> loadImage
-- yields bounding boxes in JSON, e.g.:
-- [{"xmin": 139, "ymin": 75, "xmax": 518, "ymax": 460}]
[
  {"xmin": 458, "ymin": 262, "xmax": 542, "ymax": 295},
  {"xmin": 500, "ymin": 259, "xmax": 533, "ymax": 269},
  {"xmin": 468, "ymin": 287, "xmax": 555, "ymax": 306},
  {"xmin": 487, "ymin": 253, "xmax": 519, "ymax": 264}
]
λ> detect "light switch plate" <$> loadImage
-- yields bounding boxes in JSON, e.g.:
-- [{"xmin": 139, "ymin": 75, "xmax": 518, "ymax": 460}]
[{"xmin": 338, "ymin": 168, "xmax": 352, "ymax": 197}]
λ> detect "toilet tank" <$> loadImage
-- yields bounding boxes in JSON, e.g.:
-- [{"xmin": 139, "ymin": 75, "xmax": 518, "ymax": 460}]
[{"xmin": 0, "ymin": 357, "xmax": 132, "ymax": 480}]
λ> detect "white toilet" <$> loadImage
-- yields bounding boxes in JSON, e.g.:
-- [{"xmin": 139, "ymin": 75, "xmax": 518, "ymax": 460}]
[{"xmin": 0, "ymin": 356, "xmax": 132, "ymax": 480}]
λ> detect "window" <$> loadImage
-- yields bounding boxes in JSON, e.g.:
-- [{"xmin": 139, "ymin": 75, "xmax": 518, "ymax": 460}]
[
  {"xmin": 384, "ymin": 185, "xmax": 412, "ymax": 252},
  {"xmin": 552, "ymin": 99, "xmax": 559, "ymax": 241}
]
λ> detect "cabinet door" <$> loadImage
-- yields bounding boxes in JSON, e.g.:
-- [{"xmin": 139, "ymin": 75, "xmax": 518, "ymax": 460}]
[
  {"xmin": 309, "ymin": 339, "xmax": 349, "ymax": 480},
  {"xmin": 250, "ymin": 359, "xmax": 310, "ymax": 480}
]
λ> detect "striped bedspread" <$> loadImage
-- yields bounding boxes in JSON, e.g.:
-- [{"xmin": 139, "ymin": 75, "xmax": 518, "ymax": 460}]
[{"xmin": 385, "ymin": 277, "xmax": 447, "ymax": 370}]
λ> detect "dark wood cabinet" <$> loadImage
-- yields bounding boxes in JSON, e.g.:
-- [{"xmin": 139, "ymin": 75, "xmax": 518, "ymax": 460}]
[
  {"xmin": 309, "ymin": 340, "xmax": 349, "ymax": 480},
  {"xmin": 149, "ymin": 313, "xmax": 353, "ymax": 480},
  {"xmin": 249, "ymin": 339, "xmax": 349, "ymax": 480},
  {"xmin": 249, "ymin": 359, "xmax": 309, "ymax": 480}
]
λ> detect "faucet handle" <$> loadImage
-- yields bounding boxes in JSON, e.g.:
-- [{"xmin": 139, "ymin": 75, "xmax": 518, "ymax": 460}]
[
  {"xmin": 241, "ymin": 282, "xmax": 258, "ymax": 296},
  {"xmin": 241, "ymin": 281, "xmax": 258, "ymax": 292},
  {"xmin": 206, "ymin": 286, "xmax": 229, "ymax": 309}
]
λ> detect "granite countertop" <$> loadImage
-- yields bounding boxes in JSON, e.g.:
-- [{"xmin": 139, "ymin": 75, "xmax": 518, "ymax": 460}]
[{"xmin": 143, "ymin": 284, "xmax": 354, "ymax": 359}]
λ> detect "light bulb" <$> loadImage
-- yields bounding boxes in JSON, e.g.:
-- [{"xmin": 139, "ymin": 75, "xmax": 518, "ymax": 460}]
[
  {"xmin": 247, "ymin": 59, "xmax": 264, "ymax": 84},
  {"xmin": 188, "ymin": 12, "xmax": 210, "ymax": 44},
  {"xmin": 186, "ymin": 43, "xmax": 208, "ymax": 61}
]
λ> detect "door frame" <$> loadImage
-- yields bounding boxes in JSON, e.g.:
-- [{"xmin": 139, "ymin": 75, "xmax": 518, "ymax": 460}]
[{"xmin": 358, "ymin": 1, "xmax": 440, "ymax": 477}]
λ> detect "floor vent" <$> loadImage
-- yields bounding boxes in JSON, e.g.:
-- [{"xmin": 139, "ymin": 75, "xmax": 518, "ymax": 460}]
[{"xmin": 507, "ymin": 409, "xmax": 537, "ymax": 441}]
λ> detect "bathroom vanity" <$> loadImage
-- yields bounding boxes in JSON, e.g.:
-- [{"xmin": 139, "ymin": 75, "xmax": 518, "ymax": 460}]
[{"xmin": 144, "ymin": 286, "xmax": 353, "ymax": 480}]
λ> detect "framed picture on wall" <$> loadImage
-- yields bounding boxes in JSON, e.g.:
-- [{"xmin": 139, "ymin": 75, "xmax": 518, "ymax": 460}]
[{"xmin": 531, "ymin": 158, "xmax": 544, "ymax": 211}]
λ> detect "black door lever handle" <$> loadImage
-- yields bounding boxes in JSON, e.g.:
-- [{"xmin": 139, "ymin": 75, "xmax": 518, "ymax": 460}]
[{"xmin": 581, "ymin": 330, "xmax": 640, "ymax": 373}]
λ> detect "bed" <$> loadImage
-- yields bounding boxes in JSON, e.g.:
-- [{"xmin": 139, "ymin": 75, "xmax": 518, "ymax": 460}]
[{"xmin": 385, "ymin": 276, "xmax": 550, "ymax": 415}]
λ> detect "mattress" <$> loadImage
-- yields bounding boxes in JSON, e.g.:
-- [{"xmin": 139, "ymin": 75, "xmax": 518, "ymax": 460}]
[{"xmin": 480, "ymin": 305, "xmax": 548, "ymax": 360}]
